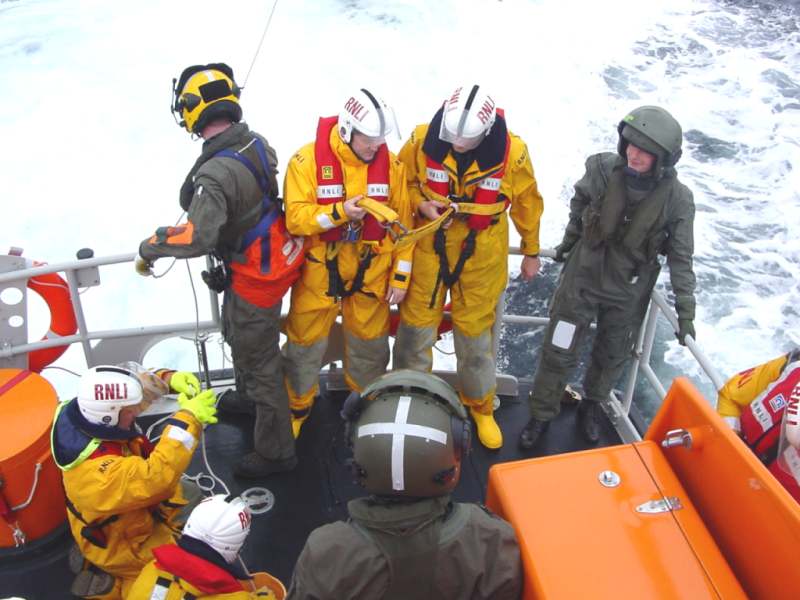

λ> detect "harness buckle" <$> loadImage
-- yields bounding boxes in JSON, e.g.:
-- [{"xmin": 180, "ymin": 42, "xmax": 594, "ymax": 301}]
[
  {"xmin": 382, "ymin": 220, "xmax": 408, "ymax": 242},
  {"xmin": 343, "ymin": 221, "xmax": 362, "ymax": 243}
]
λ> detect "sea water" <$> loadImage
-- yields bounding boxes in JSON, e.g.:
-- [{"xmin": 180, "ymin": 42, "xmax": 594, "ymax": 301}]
[{"xmin": 1, "ymin": 0, "xmax": 798, "ymax": 420}]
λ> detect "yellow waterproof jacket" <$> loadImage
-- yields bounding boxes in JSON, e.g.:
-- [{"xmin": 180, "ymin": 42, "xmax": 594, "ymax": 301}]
[
  {"xmin": 399, "ymin": 122, "xmax": 544, "ymax": 256},
  {"xmin": 717, "ymin": 353, "xmax": 789, "ymax": 418},
  {"xmin": 52, "ymin": 404, "xmax": 202, "ymax": 581},
  {"xmin": 283, "ymin": 126, "xmax": 414, "ymax": 291}
]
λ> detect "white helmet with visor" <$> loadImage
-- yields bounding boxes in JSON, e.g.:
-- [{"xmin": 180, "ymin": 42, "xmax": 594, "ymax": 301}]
[
  {"xmin": 183, "ymin": 495, "xmax": 252, "ymax": 564},
  {"xmin": 439, "ymin": 84, "xmax": 496, "ymax": 151},
  {"xmin": 338, "ymin": 88, "xmax": 399, "ymax": 144}
]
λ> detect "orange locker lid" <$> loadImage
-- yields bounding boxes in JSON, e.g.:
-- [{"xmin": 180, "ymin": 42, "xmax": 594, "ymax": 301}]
[
  {"xmin": 487, "ymin": 442, "xmax": 746, "ymax": 600},
  {"xmin": 0, "ymin": 369, "xmax": 59, "ymax": 464},
  {"xmin": 647, "ymin": 377, "xmax": 800, "ymax": 599}
]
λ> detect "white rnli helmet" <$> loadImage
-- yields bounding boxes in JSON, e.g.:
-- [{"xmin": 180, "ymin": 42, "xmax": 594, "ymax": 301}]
[
  {"xmin": 77, "ymin": 365, "xmax": 144, "ymax": 426},
  {"xmin": 439, "ymin": 84, "xmax": 496, "ymax": 149},
  {"xmin": 183, "ymin": 495, "xmax": 252, "ymax": 564},
  {"xmin": 338, "ymin": 88, "xmax": 398, "ymax": 143}
]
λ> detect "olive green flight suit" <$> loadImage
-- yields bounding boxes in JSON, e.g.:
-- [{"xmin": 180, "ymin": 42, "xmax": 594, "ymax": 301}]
[
  {"xmin": 530, "ymin": 152, "xmax": 696, "ymax": 420},
  {"xmin": 139, "ymin": 123, "xmax": 295, "ymax": 464},
  {"xmin": 287, "ymin": 496, "xmax": 521, "ymax": 600}
]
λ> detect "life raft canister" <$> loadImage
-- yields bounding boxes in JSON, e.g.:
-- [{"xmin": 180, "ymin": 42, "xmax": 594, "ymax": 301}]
[
  {"xmin": 26, "ymin": 266, "xmax": 77, "ymax": 372},
  {"xmin": 0, "ymin": 369, "xmax": 66, "ymax": 552}
]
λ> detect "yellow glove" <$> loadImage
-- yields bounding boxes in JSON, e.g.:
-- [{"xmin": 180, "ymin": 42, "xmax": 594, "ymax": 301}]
[
  {"xmin": 170, "ymin": 371, "xmax": 201, "ymax": 397},
  {"xmin": 135, "ymin": 256, "xmax": 154, "ymax": 276},
  {"xmin": 178, "ymin": 389, "xmax": 218, "ymax": 425}
]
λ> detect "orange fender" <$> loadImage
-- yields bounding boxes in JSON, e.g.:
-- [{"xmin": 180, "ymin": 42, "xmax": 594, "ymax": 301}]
[{"xmin": 26, "ymin": 269, "xmax": 77, "ymax": 372}]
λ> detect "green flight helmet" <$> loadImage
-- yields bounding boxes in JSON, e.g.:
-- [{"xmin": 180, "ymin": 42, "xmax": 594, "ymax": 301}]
[
  {"xmin": 342, "ymin": 370, "xmax": 471, "ymax": 498},
  {"xmin": 617, "ymin": 105, "xmax": 683, "ymax": 178}
]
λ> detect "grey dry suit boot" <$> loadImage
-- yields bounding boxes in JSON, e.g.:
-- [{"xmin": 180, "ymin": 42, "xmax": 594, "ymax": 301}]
[
  {"xmin": 519, "ymin": 418, "xmax": 550, "ymax": 450},
  {"xmin": 216, "ymin": 388, "xmax": 255, "ymax": 417},
  {"xmin": 233, "ymin": 453, "xmax": 297, "ymax": 479},
  {"xmin": 577, "ymin": 401, "xmax": 601, "ymax": 444},
  {"xmin": 69, "ymin": 544, "xmax": 115, "ymax": 598}
]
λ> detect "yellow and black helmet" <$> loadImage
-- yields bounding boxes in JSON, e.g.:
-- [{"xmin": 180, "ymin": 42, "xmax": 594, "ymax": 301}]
[{"xmin": 172, "ymin": 63, "xmax": 242, "ymax": 134}]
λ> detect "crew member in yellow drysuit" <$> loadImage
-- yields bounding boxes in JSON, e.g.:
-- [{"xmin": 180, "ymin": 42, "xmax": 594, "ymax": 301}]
[
  {"xmin": 716, "ymin": 348, "xmax": 800, "ymax": 502},
  {"xmin": 51, "ymin": 364, "xmax": 217, "ymax": 599},
  {"xmin": 393, "ymin": 85, "xmax": 544, "ymax": 448},
  {"xmin": 282, "ymin": 89, "xmax": 413, "ymax": 437}
]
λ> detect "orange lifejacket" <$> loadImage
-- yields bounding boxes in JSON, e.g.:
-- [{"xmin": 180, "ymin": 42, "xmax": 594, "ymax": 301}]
[
  {"xmin": 215, "ymin": 138, "xmax": 304, "ymax": 308},
  {"xmin": 424, "ymin": 109, "xmax": 510, "ymax": 231},
  {"xmin": 314, "ymin": 116, "xmax": 390, "ymax": 242}
]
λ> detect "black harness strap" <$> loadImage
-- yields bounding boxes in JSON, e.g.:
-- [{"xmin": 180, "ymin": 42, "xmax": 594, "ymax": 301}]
[
  {"xmin": 429, "ymin": 228, "xmax": 478, "ymax": 308},
  {"xmin": 65, "ymin": 495, "xmax": 119, "ymax": 549},
  {"xmin": 326, "ymin": 245, "xmax": 376, "ymax": 300}
]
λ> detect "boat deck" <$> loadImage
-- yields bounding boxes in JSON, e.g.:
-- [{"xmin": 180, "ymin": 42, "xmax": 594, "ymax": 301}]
[{"xmin": 1, "ymin": 377, "xmax": 623, "ymax": 599}]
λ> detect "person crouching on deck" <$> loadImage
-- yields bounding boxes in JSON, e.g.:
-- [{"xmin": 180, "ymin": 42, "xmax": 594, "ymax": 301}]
[
  {"xmin": 128, "ymin": 494, "xmax": 286, "ymax": 599},
  {"xmin": 51, "ymin": 364, "xmax": 217, "ymax": 599}
]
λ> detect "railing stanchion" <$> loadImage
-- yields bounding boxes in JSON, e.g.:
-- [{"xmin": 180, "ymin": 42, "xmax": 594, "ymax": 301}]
[{"xmin": 64, "ymin": 269, "xmax": 95, "ymax": 366}]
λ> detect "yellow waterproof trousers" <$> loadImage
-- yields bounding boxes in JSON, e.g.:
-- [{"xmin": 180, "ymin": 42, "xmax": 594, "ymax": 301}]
[
  {"xmin": 284, "ymin": 243, "xmax": 392, "ymax": 413},
  {"xmin": 395, "ymin": 217, "xmax": 509, "ymax": 407}
]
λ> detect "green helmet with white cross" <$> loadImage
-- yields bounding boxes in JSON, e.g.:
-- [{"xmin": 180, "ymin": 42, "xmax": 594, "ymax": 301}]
[{"xmin": 342, "ymin": 370, "xmax": 471, "ymax": 498}]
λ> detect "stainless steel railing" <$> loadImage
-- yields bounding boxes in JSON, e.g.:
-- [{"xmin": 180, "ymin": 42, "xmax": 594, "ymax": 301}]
[{"xmin": 0, "ymin": 249, "xmax": 724, "ymax": 443}]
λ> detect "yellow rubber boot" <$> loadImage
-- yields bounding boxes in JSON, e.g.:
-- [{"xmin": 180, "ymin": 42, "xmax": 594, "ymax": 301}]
[
  {"xmin": 469, "ymin": 406, "xmax": 503, "ymax": 449},
  {"xmin": 291, "ymin": 413, "xmax": 309, "ymax": 439},
  {"xmin": 287, "ymin": 380, "xmax": 315, "ymax": 440}
]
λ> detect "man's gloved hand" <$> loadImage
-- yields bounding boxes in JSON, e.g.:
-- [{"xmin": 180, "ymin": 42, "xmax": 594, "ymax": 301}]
[
  {"xmin": 135, "ymin": 256, "xmax": 154, "ymax": 277},
  {"xmin": 677, "ymin": 318, "xmax": 695, "ymax": 346},
  {"xmin": 178, "ymin": 389, "xmax": 218, "ymax": 425},
  {"xmin": 170, "ymin": 372, "xmax": 201, "ymax": 397},
  {"xmin": 552, "ymin": 241, "xmax": 572, "ymax": 263}
]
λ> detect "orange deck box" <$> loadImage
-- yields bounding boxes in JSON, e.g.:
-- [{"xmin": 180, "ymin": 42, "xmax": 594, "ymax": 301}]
[
  {"xmin": 487, "ymin": 377, "xmax": 800, "ymax": 599},
  {"xmin": 487, "ymin": 441, "xmax": 746, "ymax": 599}
]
